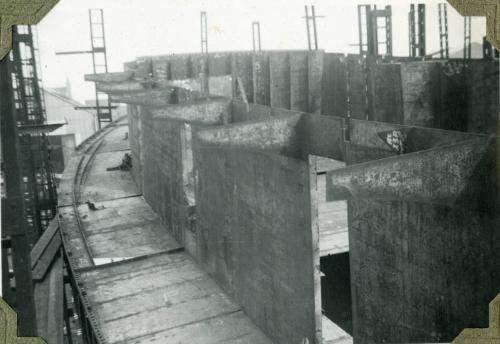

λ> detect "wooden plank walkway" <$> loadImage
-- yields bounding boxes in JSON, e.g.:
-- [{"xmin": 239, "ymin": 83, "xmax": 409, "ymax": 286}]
[
  {"xmin": 78, "ymin": 197, "xmax": 181, "ymax": 262},
  {"xmin": 79, "ymin": 252, "xmax": 271, "ymax": 344}
]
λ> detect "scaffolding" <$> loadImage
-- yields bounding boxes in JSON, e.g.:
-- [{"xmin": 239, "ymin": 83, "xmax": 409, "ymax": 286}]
[
  {"xmin": 200, "ymin": 11, "xmax": 208, "ymax": 54},
  {"xmin": 89, "ymin": 9, "xmax": 113, "ymax": 126},
  {"xmin": 464, "ymin": 16, "xmax": 472, "ymax": 59},
  {"xmin": 408, "ymin": 4, "xmax": 426, "ymax": 57},
  {"xmin": 304, "ymin": 5, "xmax": 320, "ymax": 51},
  {"xmin": 1, "ymin": 24, "xmax": 59, "ymax": 336},
  {"xmin": 358, "ymin": 5, "xmax": 392, "ymax": 57},
  {"xmin": 483, "ymin": 36, "xmax": 499, "ymax": 59},
  {"xmin": 252, "ymin": 21, "xmax": 262, "ymax": 52},
  {"xmin": 438, "ymin": 3, "xmax": 449, "ymax": 59},
  {"xmin": 10, "ymin": 25, "xmax": 58, "ymax": 242},
  {"xmin": 56, "ymin": 9, "xmax": 112, "ymax": 129}
]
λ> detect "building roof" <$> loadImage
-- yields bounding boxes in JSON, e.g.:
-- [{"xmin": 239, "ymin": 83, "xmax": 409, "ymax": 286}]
[
  {"xmin": 44, "ymin": 88, "xmax": 95, "ymax": 116},
  {"xmin": 18, "ymin": 122, "xmax": 66, "ymax": 135}
]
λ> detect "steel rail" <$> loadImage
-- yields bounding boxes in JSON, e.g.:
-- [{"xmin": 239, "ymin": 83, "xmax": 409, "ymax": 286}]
[{"xmin": 60, "ymin": 117, "xmax": 126, "ymax": 344}]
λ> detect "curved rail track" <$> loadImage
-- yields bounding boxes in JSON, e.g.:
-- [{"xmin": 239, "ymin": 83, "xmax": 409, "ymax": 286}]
[{"xmin": 59, "ymin": 119, "xmax": 125, "ymax": 344}]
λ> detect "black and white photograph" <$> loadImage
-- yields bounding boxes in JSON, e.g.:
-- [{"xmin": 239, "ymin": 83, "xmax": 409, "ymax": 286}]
[{"xmin": 0, "ymin": 0, "xmax": 498, "ymax": 343}]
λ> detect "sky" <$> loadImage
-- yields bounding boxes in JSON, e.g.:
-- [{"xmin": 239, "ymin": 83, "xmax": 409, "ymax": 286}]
[{"xmin": 36, "ymin": 0, "xmax": 486, "ymax": 103}]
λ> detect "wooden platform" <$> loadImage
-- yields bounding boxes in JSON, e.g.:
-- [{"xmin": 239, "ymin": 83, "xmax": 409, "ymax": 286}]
[
  {"xmin": 79, "ymin": 252, "xmax": 271, "ymax": 344},
  {"xmin": 78, "ymin": 196, "xmax": 181, "ymax": 262}
]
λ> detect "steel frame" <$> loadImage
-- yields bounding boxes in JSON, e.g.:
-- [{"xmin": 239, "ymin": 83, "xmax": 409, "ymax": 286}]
[
  {"xmin": 10, "ymin": 25, "xmax": 58, "ymax": 240},
  {"xmin": 89, "ymin": 9, "xmax": 113, "ymax": 127},
  {"xmin": 358, "ymin": 4, "xmax": 392, "ymax": 57},
  {"xmin": 252, "ymin": 21, "xmax": 262, "ymax": 52},
  {"xmin": 304, "ymin": 5, "xmax": 320, "ymax": 51},
  {"xmin": 200, "ymin": 11, "xmax": 208, "ymax": 54},
  {"xmin": 1, "ymin": 42, "xmax": 38, "ymax": 337},
  {"xmin": 408, "ymin": 4, "xmax": 426, "ymax": 57},
  {"xmin": 483, "ymin": 36, "xmax": 500, "ymax": 59},
  {"xmin": 438, "ymin": 3, "xmax": 449, "ymax": 59},
  {"xmin": 464, "ymin": 16, "xmax": 472, "ymax": 59},
  {"xmin": 55, "ymin": 9, "xmax": 113, "ymax": 129}
]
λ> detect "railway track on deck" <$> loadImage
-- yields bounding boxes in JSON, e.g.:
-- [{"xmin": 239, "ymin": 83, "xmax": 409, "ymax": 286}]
[{"xmin": 59, "ymin": 119, "xmax": 126, "ymax": 344}]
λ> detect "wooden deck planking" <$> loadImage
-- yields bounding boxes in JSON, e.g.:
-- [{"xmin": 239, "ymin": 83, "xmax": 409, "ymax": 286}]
[
  {"xmin": 317, "ymin": 173, "xmax": 349, "ymax": 256},
  {"xmin": 77, "ymin": 197, "xmax": 154, "ymax": 230},
  {"xmin": 58, "ymin": 122, "xmax": 117, "ymax": 207},
  {"xmin": 89, "ymin": 277, "xmax": 221, "ymax": 322},
  {"xmin": 59, "ymin": 206, "xmax": 94, "ymax": 269},
  {"xmin": 81, "ymin": 256, "xmax": 207, "ymax": 302},
  {"xmin": 98, "ymin": 125, "xmax": 131, "ymax": 153},
  {"xmin": 57, "ymin": 155, "xmax": 81, "ymax": 207},
  {"xmin": 82, "ymin": 150, "xmax": 139, "ymax": 202},
  {"xmin": 78, "ymin": 197, "xmax": 181, "ymax": 260},
  {"xmin": 86, "ymin": 225, "xmax": 179, "ymax": 258},
  {"xmin": 79, "ymin": 252, "xmax": 272, "ymax": 344},
  {"xmin": 322, "ymin": 315, "xmax": 353, "ymax": 344},
  {"xmin": 135, "ymin": 311, "xmax": 271, "ymax": 344}
]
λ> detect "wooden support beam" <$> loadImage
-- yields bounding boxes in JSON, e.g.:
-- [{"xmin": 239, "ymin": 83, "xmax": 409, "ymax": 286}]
[
  {"xmin": 30, "ymin": 219, "xmax": 59, "ymax": 268},
  {"xmin": 236, "ymin": 76, "xmax": 250, "ymax": 112},
  {"xmin": 34, "ymin": 256, "xmax": 64, "ymax": 344},
  {"xmin": 32, "ymin": 235, "xmax": 62, "ymax": 282}
]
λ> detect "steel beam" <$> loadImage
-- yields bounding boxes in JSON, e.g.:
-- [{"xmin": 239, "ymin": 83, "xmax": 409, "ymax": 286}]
[
  {"xmin": 326, "ymin": 137, "xmax": 492, "ymax": 205},
  {"xmin": 252, "ymin": 22, "xmax": 262, "ymax": 52},
  {"xmin": 109, "ymin": 89, "xmax": 180, "ymax": 106},
  {"xmin": 200, "ymin": 11, "xmax": 208, "ymax": 54},
  {"xmin": 150, "ymin": 99, "xmax": 230, "ymax": 125},
  {"xmin": 73, "ymin": 105, "xmax": 118, "ymax": 111},
  {"xmin": 95, "ymin": 81, "xmax": 148, "ymax": 93},
  {"xmin": 417, "ymin": 4, "xmax": 426, "ymax": 56},
  {"xmin": 55, "ymin": 50, "xmax": 93, "ymax": 55},
  {"xmin": 84, "ymin": 71, "xmax": 135, "ymax": 83},
  {"xmin": 464, "ymin": 16, "xmax": 472, "ymax": 59},
  {"xmin": 409, "ymin": 4, "xmax": 425, "ymax": 57},
  {"xmin": 438, "ymin": 3, "xmax": 449, "ymax": 59}
]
